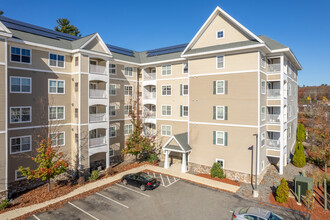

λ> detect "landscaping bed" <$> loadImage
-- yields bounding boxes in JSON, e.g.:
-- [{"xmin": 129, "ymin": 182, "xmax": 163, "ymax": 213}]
[{"xmin": 196, "ymin": 173, "xmax": 240, "ymax": 186}]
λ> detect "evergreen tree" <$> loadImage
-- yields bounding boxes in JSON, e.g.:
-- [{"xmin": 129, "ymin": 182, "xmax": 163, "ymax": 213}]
[
  {"xmin": 293, "ymin": 141, "xmax": 306, "ymax": 167},
  {"xmin": 276, "ymin": 178, "xmax": 289, "ymax": 203},
  {"xmin": 0, "ymin": 10, "xmax": 3, "ymax": 16},
  {"xmin": 54, "ymin": 18, "xmax": 81, "ymax": 37},
  {"xmin": 297, "ymin": 123, "xmax": 306, "ymax": 142}
]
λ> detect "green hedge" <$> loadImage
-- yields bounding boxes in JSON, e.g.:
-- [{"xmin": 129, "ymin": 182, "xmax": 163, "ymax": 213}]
[{"xmin": 293, "ymin": 141, "xmax": 306, "ymax": 167}]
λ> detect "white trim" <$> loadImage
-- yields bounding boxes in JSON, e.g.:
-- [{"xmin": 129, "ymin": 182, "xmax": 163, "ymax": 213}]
[
  {"xmin": 15, "ymin": 169, "xmax": 27, "ymax": 181},
  {"xmin": 215, "ymin": 106, "xmax": 225, "ymax": 120},
  {"xmin": 124, "ymin": 66, "xmax": 134, "ymax": 77},
  {"xmin": 161, "ymin": 125, "xmax": 172, "ymax": 137},
  {"xmin": 49, "ymin": 131, "xmax": 65, "ymax": 147},
  {"xmin": 189, "ymin": 121, "xmax": 258, "ymax": 128},
  {"xmin": 109, "ymin": 125, "xmax": 117, "ymax": 138},
  {"xmin": 216, "ymin": 55, "xmax": 225, "ymax": 69},
  {"xmin": 0, "ymin": 22, "xmax": 12, "ymax": 36},
  {"xmin": 48, "ymin": 106, "xmax": 65, "ymax": 121},
  {"xmin": 257, "ymin": 51, "xmax": 261, "ymax": 175},
  {"xmin": 9, "ymin": 106, "xmax": 32, "ymax": 124},
  {"xmin": 140, "ymin": 58, "xmax": 186, "ymax": 67},
  {"xmin": 190, "ymin": 69, "xmax": 258, "ymax": 77},
  {"xmin": 109, "ymin": 104, "xmax": 117, "ymax": 117},
  {"xmin": 9, "ymin": 76, "xmax": 32, "ymax": 94},
  {"xmin": 216, "ymin": 30, "xmax": 224, "ymax": 39},
  {"xmin": 215, "ymin": 158, "xmax": 225, "ymax": 168},
  {"xmin": 182, "ymin": 62, "xmax": 189, "ymax": 74},
  {"xmin": 48, "ymin": 52, "xmax": 66, "ymax": 69},
  {"xmin": 161, "ymin": 64, "xmax": 172, "ymax": 76},
  {"xmin": 9, "ymin": 38, "xmax": 72, "ymax": 53},
  {"xmin": 7, "ymin": 66, "xmax": 80, "ymax": 75},
  {"xmin": 215, "ymin": 131, "xmax": 225, "ymax": 146},
  {"xmin": 156, "ymin": 76, "xmax": 188, "ymax": 81},
  {"xmin": 10, "ymin": 135, "xmax": 32, "ymax": 154},
  {"xmin": 182, "ymin": 105, "xmax": 189, "ymax": 117},
  {"xmin": 80, "ymin": 33, "xmax": 112, "ymax": 56},
  {"xmin": 109, "ymin": 83, "xmax": 117, "ymax": 96},
  {"xmin": 124, "ymin": 85, "xmax": 133, "ymax": 96},
  {"xmin": 9, "ymin": 46, "xmax": 32, "ymax": 65},
  {"xmin": 261, "ymin": 106, "xmax": 266, "ymax": 121},
  {"xmin": 5, "ymin": 37, "xmax": 8, "ymax": 190},
  {"xmin": 110, "ymin": 77, "xmax": 137, "ymax": 82},
  {"xmin": 109, "ymin": 63, "xmax": 117, "ymax": 75},
  {"xmin": 161, "ymin": 105, "xmax": 172, "ymax": 116},
  {"xmin": 261, "ymin": 79, "xmax": 266, "ymax": 94},
  {"xmin": 182, "ymin": 84, "xmax": 189, "ymax": 96},
  {"xmin": 215, "ymin": 80, "xmax": 225, "ymax": 95},
  {"xmin": 261, "ymin": 131, "xmax": 266, "ymax": 148},
  {"xmin": 161, "ymin": 85, "xmax": 172, "ymax": 96},
  {"xmin": 157, "ymin": 118, "xmax": 188, "ymax": 122},
  {"xmin": 48, "ymin": 79, "xmax": 65, "ymax": 94}
]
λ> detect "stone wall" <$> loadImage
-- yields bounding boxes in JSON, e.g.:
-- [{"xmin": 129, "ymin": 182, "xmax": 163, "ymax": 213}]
[
  {"xmin": 7, "ymin": 179, "xmax": 45, "ymax": 199},
  {"xmin": 0, "ymin": 190, "xmax": 7, "ymax": 200}
]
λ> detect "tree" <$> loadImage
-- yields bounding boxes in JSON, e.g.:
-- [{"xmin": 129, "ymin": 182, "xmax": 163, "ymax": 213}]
[
  {"xmin": 276, "ymin": 178, "xmax": 289, "ymax": 203},
  {"xmin": 19, "ymin": 137, "xmax": 68, "ymax": 192},
  {"xmin": 297, "ymin": 123, "xmax": 306, "ymax": 142},
  {"xmin": 122, "ymin": 101, "xmax": 155, "ymax": 161},
  {"xmin": 293, "ymin": 141, "xmax": 306, "ymax": 167},
  {"xmin": 54, "ymin": 18, "xmax": 81, "ymax": 37},
  {"xmin": 210, "ymin": 162, "xmax": 225, "ymax": 179},
  {"xmin": 0, "ymin": 10, "xmax": 3, "ymax": 16}
]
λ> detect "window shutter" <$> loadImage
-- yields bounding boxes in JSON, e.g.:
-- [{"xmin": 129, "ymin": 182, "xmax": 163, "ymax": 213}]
[
  {"xmin": 213, "ymin": 131, "xmax": 216, "ymax": 145},
  {"xmin": 180, "ymin": 105, "xmax": 183, "ymax": 117},
  {"xmin": 224, "ymin": 132, "xmax": 228, "ymax": 146},
  {"xmin": 225, "ymin": 80, "xmax": 228, "ymax": 94},
  {"xmin": 213, "ymin": 81, "xmax": 216, "ymax": 94},
  {"xmin": 180, "ymin": 84, "xmax": 183, "ymax": 96},
  {"xmin": 225, "ymin": 106, "xmax": 228, "ymax": 120},
  {"xmin": 213, "ymin": 106, "xmax": 216, "ymax": 120}
]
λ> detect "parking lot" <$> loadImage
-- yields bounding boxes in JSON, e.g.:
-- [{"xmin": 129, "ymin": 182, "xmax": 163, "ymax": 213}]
[{"xmin": 27, "ymin": 172, "xmax": 309, "ymax": 220}]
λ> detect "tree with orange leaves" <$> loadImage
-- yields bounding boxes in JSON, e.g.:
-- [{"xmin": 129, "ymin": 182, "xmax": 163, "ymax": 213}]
[{"xmin": 19, "ymin": 137, "xmax": 68, "ymax": 192}]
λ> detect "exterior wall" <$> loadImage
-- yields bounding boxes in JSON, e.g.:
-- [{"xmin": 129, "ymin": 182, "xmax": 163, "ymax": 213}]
[
  {"xmin": 156, "ymin": 120, "xmax": 188, "ymax": 147},
  {"xmin": 156, "ymin": 62, "xmax": 187, "ymax": 79},
  {"xmin": 0, "ymin": 133, "xmax": 6, "ymax": 194},
  {"xmin": 83, "ymin": 38, "xmax": 106, "ymax": 54}
]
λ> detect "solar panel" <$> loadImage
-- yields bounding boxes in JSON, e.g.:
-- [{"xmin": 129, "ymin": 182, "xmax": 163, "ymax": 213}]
[
  {"xmin": 147, "ymin": 43, "xmax": 188, "ymax": 53},
  {"xmin": 146, "ymin": 43, "xmax": 188, "ymax": 57},
  {"xmin": 107, "ymin": 44, "xmax": 135, "ymax": 57}
]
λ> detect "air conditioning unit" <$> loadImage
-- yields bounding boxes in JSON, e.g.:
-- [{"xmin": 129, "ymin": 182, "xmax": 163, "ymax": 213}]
[{"xmin": 294, "ymin": 175, "xmax": 313, "ymax": 196}]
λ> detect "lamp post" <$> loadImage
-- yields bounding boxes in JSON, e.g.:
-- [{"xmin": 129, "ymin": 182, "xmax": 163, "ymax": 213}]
[{"xmin": 253, "ymin": 134, "xmax": 259, "ymax": 197}]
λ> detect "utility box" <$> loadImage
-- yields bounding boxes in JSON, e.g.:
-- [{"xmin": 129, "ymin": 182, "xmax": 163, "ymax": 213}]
[{"xmin": 294, "ymin": 175, "xmax": 313, "ymax": 196}]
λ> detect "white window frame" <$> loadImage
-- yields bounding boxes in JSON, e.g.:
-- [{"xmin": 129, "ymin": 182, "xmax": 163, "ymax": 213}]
[
  {"xmin": 215, "ymin": 158, "xmax": 225, "ymax": 168},
  {"xmin": 261, "ymin": 53, "xmax": 266, "ymax": 68},
  {"xmin": 48, "ymin": 52, "xmax": 65, "ymax": 68},
  {"xmin": 10, "ymin": 46, "xmax": 32, "ymax": 64},
  {"xmin": 49, "ymin": 132, "xmax": 65, "ymax": 147},
  {"xmin": 182, "ymin": 84, "xmax": 189, "ymax": 96},
  {"xmin": 10, "ymin": 106, "xmax": 32, "ymax": 124},
  {"xmin": 261, "ymin": 80, "xmax": 266, "ymax": 94},
  {"xmin": 161, "ymin": 85, "xmax": 172, "ymax": 96},
  {"xmin": 215, "ymin": 131, "xmax": 225, "ymax": 146},
  {"xmin": 109, "ymin": 148, "xmax": 115, "ymax": 157},
  {"xmin": 216, "ymin": 30, "xmax": 224, "ymax": 39},
  {"xmin": 15, "ymin": 169, "xmax": 27, "ymax": 181},
  {"xmin": 161, "ymin": 125, "xmax": 172, "ymax": 136},
  {"xmin": 124, "ymin": 66, "xmax": 133, "ymax": 77},
  {"xmin": 109, "ymin": 126, "xmax": 117, "ymax": 138},
  {"xmin": 109, "ymin": 63, "xmax": 117, "ymax": 75},
  {"xmin": 109, "ymin": 105, "xmax": 117, "ymax": 117},
  {"xmin": 183, "ymin": 105, "xmax": 189, "ymax": 117},
  {"xmin": 216, "ymin": 55, "xmax": 225, "ymax": 69},
  {"xmin": 261, "ymin": 131, "xmax": 266, "ymax": 147},
  {"xmin": 48, "ymin": 106, "xmax": 65, "ymax": 121},
  {"xmin": 288, "ymin": 126, "xmax": 292, "ymax": 139},
  {"xmin": 161, "ymin": 105, "xmax": 172, "ymax": 116},
  {"xmin": 124, "ymin": 105, "xmax": 132, "ymax": 116},
  {"xmin": 124, "ymin": 85, "xmax": 133, "ymax": 96},
  {"xmin": 182, "ymin": 62, "xmax": 189, "ymax": 74},
  {"xmin": 109, "ymin": 84, "xmax": 117, "ymax": 96},
  {"xmin": 124, "ymin": 124, "xmax": 133, "ymax": 135},
  {"xmin": 261, "ymin": 106, "xmax": 266, "ymax": 121},
  {"xmin": 161, "ymin": 65, "xmax": 172, "ymax": 76},
  {"xmin": 10, "ymin": 76, "xmax": 32, "ymax": 94},
  {"xmin": 48, "ymin": 79, "xmax": 65, "ymax": 94},
  {"xmin": 216, "ymin": 106, "xmax": 225, "ymax": 120},
  {"xmin": 216, "ymin": 80, "xmax": 225, "ymax": 95},
  {"xmin": 10, "ymin": 135, "xmax": 32, "ymax": 154}
]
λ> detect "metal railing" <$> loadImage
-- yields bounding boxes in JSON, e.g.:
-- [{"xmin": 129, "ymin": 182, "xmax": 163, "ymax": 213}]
[
  {"xmin": 143, "ymin": 129, "xmax": 156, "ymax": 138},
  {"xmin": 89, "ymin": 113, "xmax": 106, "ymax": 123},
  {"xmin": 267, "ymin": 63, "xmax": 281, "ymax": 73},
  {"xmin": 90, "ymin": 64, "xmax": 107, "ymax": 75},
  {"xmin": 267, "ymin": 89, "xmax": 281, "ymax": 98},
  {"xmin": 267, "ymin": 114, "xmax": 280, "ymax": 124},
  {"xmin": 144, "ymin": 111, "xmax": 156, "ymax": 118},
  {"xmin": 267, "ymin": 139, "xmax": 280, "ymax": 149},
  {"xmin": 144, "ymin": 72, "xmax": 156, "ymax": 81},
  {"xmin": 89, "ymin": 136, "xmax": 107, "ymax": 147},
  {"xmin": 89, "ymin": 89, "xmax": 107, "ymax": 98},
  {"xmin": 143, "ymin": 92, "xmax": 156, "ymax": 100}
]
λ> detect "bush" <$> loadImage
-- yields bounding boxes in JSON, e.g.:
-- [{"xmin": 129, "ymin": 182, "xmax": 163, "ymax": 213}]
[
  {"xmin": 77, "ymin": 176, "xmax": 85, "ymax": 185},
  {"xmin": 293, "ymin": 141, "xmax": 306, "ymax": 167},
  {"xmin": 276, "ymin": 178, "xmax": 289, "ymax": 203},
  {"xmin": 89, "ymin": 170, "xmax": 99, "ymax": 182},
  {"xmin": 210, "ymin": 162, "xmax": 226, "ymax": 179},
  {"xmin": 297, "ymin": 123, "xmax": 306, "ymax": 142},
  {"xmin": 148, "ymin": 153, "xmax": 159, "ymax": 164},
  {"xmin": 304, "ymin": 190, "xmax": 314, "ymax": 210},
  {"xmin": 106, "ymin": 167, "xmax": 115, "ymax": 176},
  {"xmin": 0, "ymin": 199, "xmax": 10, "ymax": 211}
]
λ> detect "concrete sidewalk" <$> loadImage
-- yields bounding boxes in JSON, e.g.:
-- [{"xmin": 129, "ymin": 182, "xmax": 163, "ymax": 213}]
[{"xmin": 0, "ymin": 165, "xmax": 240, "ymax": 219}]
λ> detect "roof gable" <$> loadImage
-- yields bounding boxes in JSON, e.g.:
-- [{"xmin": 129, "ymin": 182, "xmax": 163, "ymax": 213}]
[{"xmin": 80, "ymin": 33, "xmax": 112, "ymax": 55}]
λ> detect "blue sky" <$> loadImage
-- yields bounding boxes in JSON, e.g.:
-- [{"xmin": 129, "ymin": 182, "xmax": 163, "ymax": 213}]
[{"xmin": 0, "ymin": 0, "xmax": 329, "ymax": 86}]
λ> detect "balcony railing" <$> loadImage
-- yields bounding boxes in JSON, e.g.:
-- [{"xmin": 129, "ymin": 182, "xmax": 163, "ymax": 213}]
[
  {"xmin": 90, "ymin": 64, "xmax": 106, "ymax": 75},
  {"xmin": 90, "ymin": 89, "xmax": 107, "ymax": 99},
  {"xmin": 144, "ymin": 92, "xmax": 156, "ymax": 100},
  {"xmin": 143, "ymin": 129, "xmax": 156, "ymax": 138},
  {"xmin": 89, "ymin": 113, "xmax": 106, "ymax": 123},
  {"xmin": 144, "ymin": 72, "xmax": 156, "ymax": 81},
  {"xmin": 89, "ymin": 136, "xmax": 107, "ymax": 148},
  {"xmin": 267, "ymin": 63, "xmax": 281, "ymax": 73},
  {"xmin": 267, "ymin": 139, "xmax": 280, "ymax": 149},
  {"xmin": 267, "ymin": 114, "xmax": 280, "ymax": 124},
  {"xmin": 144, "ymin": 111, "xmax": 156, "ymax": 118},
  {"xmin": 267, "ymin": 89, "xmax": 281, "ymax": 99}
]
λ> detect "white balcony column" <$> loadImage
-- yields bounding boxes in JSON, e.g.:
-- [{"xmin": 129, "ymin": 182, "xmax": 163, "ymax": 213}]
[
  {"xmin": 164, "ymin": 150, "xmax": 169, "ymax": 169},
  {"xmin": 181, "ymin": 152, "xmax": 187, "ymax": 173},
  {"xmin": 106, "ymin": 151, "xmax": 110, "ymax": 168},
  {"xmin": 279, "ymin": 54, "xmax": 284, "ymax": 175}
]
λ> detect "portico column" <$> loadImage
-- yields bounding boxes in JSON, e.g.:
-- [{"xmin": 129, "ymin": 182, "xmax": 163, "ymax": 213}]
[
  {"xmin": 106, "ymin": 151, "xmax": 109, "ymax": 169},
  {"xmin": 181, "ymin": 152, "xmax": 187, "ymax": 173},
  {"xmin": 164, "ymin": 150, "xmax": 169, "ymax": 169}
]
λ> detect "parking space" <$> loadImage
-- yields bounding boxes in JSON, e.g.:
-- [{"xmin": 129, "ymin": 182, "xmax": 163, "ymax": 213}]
[{"xmin": 27, "ymin": 172, "xmax": 308, "ymax": 220}]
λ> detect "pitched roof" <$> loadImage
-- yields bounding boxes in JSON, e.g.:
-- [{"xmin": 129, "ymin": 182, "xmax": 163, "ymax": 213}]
[
  {"xmin": 174, "ymin": 133, "xmax": 191, "ymax": 152},
  {"xmin": 258, "ymin": 35, "xmax": 288, "ymax": 50}
]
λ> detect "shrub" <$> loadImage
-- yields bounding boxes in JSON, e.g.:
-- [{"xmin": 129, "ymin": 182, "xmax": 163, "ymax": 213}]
[
  {"xmin": 89, "ymin": 170, "xmax": 99, "ymax": 182},
  {"xmin": 210, "ymin": 162, "xmax": 226, "ymax": 179},
  {"xmin": 276, "ymin": 178, "xmax": 289, "ymax": 203},
  {"xmin": 293, "ymin": 141, "xmax": 306, "ymax": 167},
  {"xmin": 304, "ymin": 190, "xmax": 314, "ymax": 210},
  {"xmin": 148, "ymin": 153, "xmax": 159, "ymax": 164},
  {"xmin": 106, "ymin": 167, "xmax": 115, "ymax": 176},
  {"xmin": 297, "ymin": 123, "xmax": 306, "ymax": 142},
  {"xmin": 77, "ymin": 176, "xmax": 85, "ymax": 185},
  {"xmin": 0, "ymin": 199, "xmax": 10, "ymax": 211}
]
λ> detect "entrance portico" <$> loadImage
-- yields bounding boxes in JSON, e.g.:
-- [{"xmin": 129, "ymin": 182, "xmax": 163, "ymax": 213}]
[{"xmin": 162, "ymin": 133, "xmax": 192, "ymax": 173}]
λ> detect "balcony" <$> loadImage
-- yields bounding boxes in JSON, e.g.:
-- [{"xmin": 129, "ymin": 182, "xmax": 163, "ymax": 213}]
[
  {"xmin": 267, "ymin": 139, "xmax": 280, "ymax": 150},
  {"xmin": 267, "ymin": 114, "xmax": 280, "ymax": 124},
  {"xmin": 144, "ymin": 92, "xmax": 156, "ymax": 100},
  {"xmin": 90, "ymin": 64, "xmax": 106, "ymax": 75},
  {"xmin": 144, "ymin": 72, "xmax": 156, "ymax": 81},
  {"xmin": 90, "ymin": 89, "xmax": 107, "ymax": 99},
  {"xmin": 267, "ymin": 89, "xmax": 281, "ymax": 99},
  {"xmin": 89, "ymin": 136, "xmax": 107, "ymax": 148},
  {"xmin": 89, "ymin": 113, "xmax": 106, "ymax": 123},
  {"xmin": 267, "ymin": 63, "xmax": 281, "ymax": 73}
]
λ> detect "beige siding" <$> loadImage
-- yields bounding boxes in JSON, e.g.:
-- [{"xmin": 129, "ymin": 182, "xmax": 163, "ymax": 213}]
[
  {"xmin": 0, "ymin": 38, "xmax": 5, "ymax": 63},
  {"xmin": 157, "ymin": 120, "xmax": 188, "ymax": 147},
  {"xmin": 83, "ymin": 38, "xmax": 107, "ymax": 54},
  {"xmin": 0, "ymin": 133, "xmax": 6, "ymax": 192},
  {"xmin": 0, "ymin": 65, "xmax": 6, "ymax": 131},
  {"xmin": 156, "ymin": 63, "xmax": 187, "ymax": 79}
]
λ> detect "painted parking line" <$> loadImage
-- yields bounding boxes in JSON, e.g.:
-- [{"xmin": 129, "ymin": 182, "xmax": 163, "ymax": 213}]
[
  {"xmin": 68, "ymin": 202, "xmax": 100, "ymax": 220},
  {"xmin": 153, "ymin": 173, "xmax": 156, "ymax": 178},
  {"xmin": 115, "ymin": 183, "xmax": 151, "ymax": 197},
  {"xmin": 33, "ymin": 214, "xmax": 41, "ymax": 220},
  {"xmin": 95, "ymin": 192, "xmax": 129, "ymax": 209},
  {"xmin": 167, "ymin": 175, "xmax": 171, "ymax": 184},
  {"xmin": 159, "ymin": 174, "xmax": 165, "ymax": 186}
]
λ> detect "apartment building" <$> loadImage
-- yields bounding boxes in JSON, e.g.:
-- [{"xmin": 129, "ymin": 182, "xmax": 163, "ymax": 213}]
[{"xmin": 0, "ymin": 6, "xmax": 301, "ymax": 198}]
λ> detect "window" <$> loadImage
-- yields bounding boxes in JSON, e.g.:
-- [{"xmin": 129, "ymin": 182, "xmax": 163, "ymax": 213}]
[
  {"xmin": 180, "ymin": 84, "xmax": 188, "ymax": 95},
  {"xmin": 109, "ymin": 84, "xmax": 116, "ymax": 96},
  {"xmin": 261, "ymin": 132, "xmax": 266, "ymax": 147},
  {"xmin": 124, "ymin": 66, "xmax": 133, "ymax": 76},
  {"xmin": 161, "ymin": 125, "xmax": 172, "ymax": 136},
  {"xmin": 261, "ymin": 106, "xmax": 266, "ymax": 121},
  {"xmin": 180, "ymin": 105, "xmax": 188, "ymax": 117},
  {"xmin": 10, "ymin": 107, "xmax": 31, "ymax": 123},
  {"xmin": 49, "ymin": 106, "xmax": 65, "ymax": 120},
  {"xmin": 50, "ymin": 132, "xmax": 65, "ymax": 147},
  {"xmin": 109, "ymin": 105, "xmax": 116, "ymax": 117},
  {"xmin": 49, "ymin": 80, "xmax": 65, "ymax": 94},
  {"xmin": 216, "ymin": 55, "xmax": 224, "ymax": 69},
  {"xmin": 162, "ymin": 65, "xmax": 171, "ymax": 76},
  {"xmin": 124, "ymin": 85, "xmax": 133, "ymax": 96},
  {"xmin": 49, "ymin": 53, "xmax": 65, "ymax": 67},
  {"xmin": 124, "ymin": 105, "xmax": 132, "ymax": 116},
  {"xmin": 109, "ymin": 64, "xmax": 116, "ymax": 75},
  {"xmin": 10, "ymin": 47, "xmax": 31, "ymax": 64},
  {"xmin": 214, "ymin": 80, "xmax": 225, "ymax": 94},
  {"xmin": 216, "ymin": 159, "xmax": 224, "ymax": 168},
  {"xmin": 288, "ymin": 126, "xmax": 292, "ymax": 139},
  {"xmin": 10, "ymin": 136, "xmax": 31, "ymax": 154},
  {"xmin": 10, "ymin": 76, "xmax": 31, "ymax": 93},
  {"xmin": 109, "ymin": 148, "xmax": 115, "ymax": 157},
  {"xmin": 124, "ymin": 124, "xmax": 133, "ymax": 135},
  {"xmin": 15, "ymin": 170, "xmax": 27, "ymax": 181},
  {"xmin": 214, "ymin": 131, "xmax": 226, "ymax": 146},
  {"xmin": 161, "ymin": 105, "xmax": 172, "ymax": 116},
  {"xmin": 109, "ymin": 126, "xmax": 116, "ymax": 138},
  {"xmin": 216, "ymin": 30, "xmax": 224, "ymax": 39},
  {"xmin": 214, "ymin": 106, "xmax": 227, "ymax": 120},
  {"xmin": 261, "ymin": 80, "xmax": 266, "ymax": 94},
  {"xmin": 261, "ymin": 53, "xmax": 266, "ymax": 68},
  {"xmin": 162, "ymin": 85, "xmax": 172, "ymax": 96},
  {"xmin": 183, "ymin": 62, "xmax": 188, "ymax": 74}
]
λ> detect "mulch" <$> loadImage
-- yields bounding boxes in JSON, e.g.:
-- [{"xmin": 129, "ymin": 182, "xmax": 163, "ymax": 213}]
[{"xmin": 195, "ymin": 173, "xmax": 240, "ymax": 186}]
